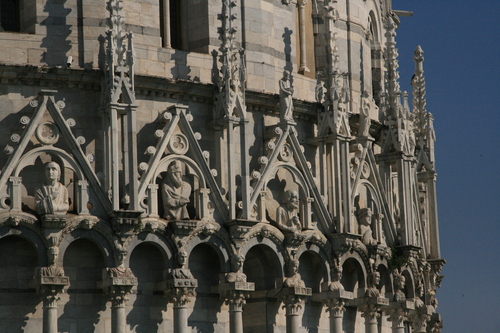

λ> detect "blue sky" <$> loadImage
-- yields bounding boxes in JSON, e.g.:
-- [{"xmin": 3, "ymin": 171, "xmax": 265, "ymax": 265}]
[{"xmin": 392, "ymin": 1, "xmax": 500, "ymax": 332}]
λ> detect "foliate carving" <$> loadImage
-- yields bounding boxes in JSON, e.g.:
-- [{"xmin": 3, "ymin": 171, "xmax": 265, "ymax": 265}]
[
  {"xmin": 324, "ymin": 298, "xmax": 346, "ymax": 317},
  {"xmin": 161, "ymin": 160, "xmax": 191, "ymax": 220},
  {"xmin": 360, "ymin": 303, "xmax": 381, "ymax": 322},
  {"xmin": 35, "ymin": 162, "xmax": 69, "ymax": 216}
]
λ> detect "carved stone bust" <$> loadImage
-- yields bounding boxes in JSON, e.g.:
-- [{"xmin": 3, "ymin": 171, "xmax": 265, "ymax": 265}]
[
  {"xmin": 366, "ymin": 271, "xmax": 381, "ymax": 297},
  {"xmin": 35, "ymin": 162, "xmax": 69, "ymax": 215}
]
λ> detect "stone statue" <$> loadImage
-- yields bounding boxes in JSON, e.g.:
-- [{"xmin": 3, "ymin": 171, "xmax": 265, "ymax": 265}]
[
  {"xmin": 108, "ymin": 249, "xmax": 133, "ymax": 278},
  {"xmin": 360, "ymin": 90, "xmax": 377, "ymax": 138},
  {"xmin": 35, "ymin": 162, "xmax": 69, "ymax": 215},
  {"xmin": 276, "ymin": 190, "xmax": 302, "ymax": 234},
  {"xmin": 358, "ymin": 208, "xmax": 377, "ymax": 246},
  {"xmin": 40, "ymin": 246, "xmax": 65, "ymax": 277},
  {"xmin": 284, "ymin": 259, "xmax": 305, "ymax": 288},
  {"xmin": 279, "ymin": 70, "xmax": 294, "ymax": 121},
  {"xmin": 366, "ymin": 271, "xmax": 381, "ymax": 297},
  {"xmin": 162, "ymin": 160, "xmax": 191, "ymax": 220}
]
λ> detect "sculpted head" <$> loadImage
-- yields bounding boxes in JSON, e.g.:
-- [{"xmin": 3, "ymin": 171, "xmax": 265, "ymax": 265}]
[
  {"xmin": 167, "ymin": 160, "xmax": 184, "ymax": 188},
  {"xmin": 115, "ymin": 249, "xmax": 127, "ymax": 267},
  {"xmin": 359, "ymin": 208, "xmax": 372, "ymax": 226},
  {"xmin": 177, "ymin": 250, "xmax": 188, "ymax": 268},
  {"xmin": 47, "ymin": 246, "xmax": 59, "ymax": 266},
  {"xmin": 370, "ymin": 271, "xmax": 381, "ymax": 287},
  {"xmin": 45, "ymin": 162, "xmax": 61, "ymax": 183},
  {"xmin": 283, "ymin": 70, "xmax": 290, "ymax": 80},
  {"xmin": 283, "ymin": 190, "xmax": 299, "ymax": 211},
  {"xmin": 231, "ymin": 254, "xmax": 245, "ymax": 272}
]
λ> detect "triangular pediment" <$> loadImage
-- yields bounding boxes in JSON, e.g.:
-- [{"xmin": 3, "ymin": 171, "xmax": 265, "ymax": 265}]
[
  {"xmin": 249, "ymin": 123, "xmax": 331, "ymax": 234},
  {"xmin": 137, "ymin": 105, "xmax": 228, "ymax": 222},
  {"xmin": 0, "ymin": 90, "xmax": 112, "ymax": 217}
]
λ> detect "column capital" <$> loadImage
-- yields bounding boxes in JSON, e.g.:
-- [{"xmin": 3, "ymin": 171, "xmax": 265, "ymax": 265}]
[{"xmin": 164, "ymin": 268, "xmax": 197, "ymax": 307}]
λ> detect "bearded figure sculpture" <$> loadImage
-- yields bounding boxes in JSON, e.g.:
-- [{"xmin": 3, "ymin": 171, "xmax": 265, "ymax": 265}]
[
  {"xmin": 276, "ymin": 190, "xmax": 302, "ymax": 234},
  {"xmin": 162, "ymin": 160, "xmax": 191, "ymax": 220}
]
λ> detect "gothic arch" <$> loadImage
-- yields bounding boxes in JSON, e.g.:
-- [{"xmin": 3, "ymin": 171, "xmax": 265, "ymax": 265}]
[
  {"xmin": 264, "ymin": 163, "xmax": 311, "ymax": 198},
  {"xmin": 339, "ymin": 253, "xmax": 368, "ymax": 295},
  {"xmin": 296, "ymin": 241, "xmax": 333, "ymax": 283}
]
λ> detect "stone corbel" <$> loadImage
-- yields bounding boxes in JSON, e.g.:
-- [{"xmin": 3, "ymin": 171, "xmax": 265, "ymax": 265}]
[{"xmin": 111, "ymin": 210, "xmax": 142, "ymax": 241}]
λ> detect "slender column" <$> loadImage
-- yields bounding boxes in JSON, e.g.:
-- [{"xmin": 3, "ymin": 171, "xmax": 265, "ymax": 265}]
[
  {"xmin": 173, "ymin": 296, "xmax": 190, "ymax": 333},
  {"xmin": 41, "ymin": 290, "xmax": 59, "ymax": 333},
  {"xmin": 325, "ymin": 299, "xmax": 346, "ymax": 333},
  {"xmin": 111, "ymin": 294, "xmax": 127, "ymax": 333},
  {"xmin": 387, "ymin": 308, "xmax": 406, "ymax": 333},
  {"xmin": 227, "ymin": 292, "xmax": 246, "ymax": 333},
  {"xmin": 297, "ymin": 0, "xmax": 309, "ymax": 74},
  {"xmin": 361, "ymin": 304, "xmax": 380, "ymax": 333},
  {"xmin": 161, "ymin": 0, "xmax": 171, "ymax": 47},
  {"xmin": 283, "ymin": 295, "xmax": 303, "ymax": 333},
  {"xmin": 77, "ymin": 180, "xmax": 90, "ymax": 215}
]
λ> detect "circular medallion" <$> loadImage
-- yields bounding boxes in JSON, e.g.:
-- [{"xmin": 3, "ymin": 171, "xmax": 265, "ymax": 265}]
[
  {"xmin": 36, "ymin": 122, "xmax": 59, "ymax": 145},
  {"xmin": 168, "ymin": 133, "xmax": 189, "ymax": 155}
]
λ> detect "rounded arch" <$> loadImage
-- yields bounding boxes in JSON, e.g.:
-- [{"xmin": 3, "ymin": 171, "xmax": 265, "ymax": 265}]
[
  {"xmin": 153, "ymin": 155, "xmax": 207, "ymax": 188},
  {"xmin": 339, "ymin": 254, "xmax": 368, "ymax": 296},
  {"xmin": 13, "ymin": 147, "xmax": 85, "ymax": 180},
  {"xmin": 124, "ymin": 232, "xmax": 175, "ymax": 268},
  {"xmin": 368, "ymin": 10, "xmax": 380, "ymax": 42},
  {"xmin": 58, "ymin": 227, "xmax": 114, "ymax": 267},
  {"xmin": 376, "ymin": 263, "xmax": 393, "ymax": 296},
  {"xmin": 0, "ymin": 224, "xmax": 48, "ymax": 265},
  {"xmin": 242, "ymin": 242, "xmax": 285, "ymax": 290},
  {"xmin": 401, "ymin": 268, "xmax": 416, "ymax": 299},
  {"xmin": 298, "ymin": 250, "xmax": 329, "ymax": 292},
  {"xmin": 296, "ymin": 241, "xmax": 332, "ymax": 284},
  {"xmin": 181, "ymin": 233, "xmax": 231, "ymax": 272},
  {"xmin": 353, "ymin": 180, "xmax": 382, "ymax": 213}
]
